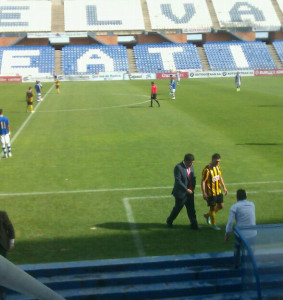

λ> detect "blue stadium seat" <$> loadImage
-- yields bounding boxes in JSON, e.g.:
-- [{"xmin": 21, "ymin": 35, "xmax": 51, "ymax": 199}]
[
  {"xmin": 133, "ymin": 43, "xmax": 202, "ymax": 73},
  {"xmin": 273, "ymin": 40, "xmax": 283, "ymax": 64},
  {"xmin": 61, "ymin": 45, "xmax": 129, "ymax": 75},
  {"xmin": 204, "ymin": 41, "xmax": 276, "ymax": 71},
  {"xmin": 0, "ymin": 46, "xmax": 54, "ymax": 75}
]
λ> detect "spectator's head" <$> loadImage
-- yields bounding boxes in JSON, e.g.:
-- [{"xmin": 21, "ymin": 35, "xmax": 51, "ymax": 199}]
[{"xmin": 236, "ymin": 189, "xmax": 247, "ymax": 201}]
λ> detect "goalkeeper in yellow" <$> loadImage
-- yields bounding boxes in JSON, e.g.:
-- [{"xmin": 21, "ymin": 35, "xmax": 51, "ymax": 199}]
[
  {"xmin": 26, "ymin": 87, "xmax": 34, "ymax": 113},
  {"xmin": 201, "ymin": 153, "xmax": 228, "ymax": 230},
  {"xmin": 55, "ymin": 78, "xmax": 60, "ymax": 94}
]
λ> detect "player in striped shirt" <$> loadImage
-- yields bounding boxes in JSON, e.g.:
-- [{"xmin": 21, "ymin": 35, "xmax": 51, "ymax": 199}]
[
  {"xmin": 201, "ymin": 153, "xmax": 228, "ymax": 230},
  {"xmin": 26, "ymin": 87, "xmax": 34, "ymax": 113}
]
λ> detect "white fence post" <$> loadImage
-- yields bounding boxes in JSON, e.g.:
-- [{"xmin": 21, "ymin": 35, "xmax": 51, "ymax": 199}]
[{"xmin": 0, "ymin": 255, "xmax": 65, "ymax": 300}]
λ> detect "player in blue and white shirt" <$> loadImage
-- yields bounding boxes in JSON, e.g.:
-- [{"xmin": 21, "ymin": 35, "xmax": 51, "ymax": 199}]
[
  {"xmin": 0, "ymin": 109, "xmax": 12, "ymax": 158},
  {"xmin": 34, "ymin": 81, "xmax": 42, "ymax": 101},
  {"xmin": 170, "ymin": 75, "xmax": 176, "ymax": 100}
]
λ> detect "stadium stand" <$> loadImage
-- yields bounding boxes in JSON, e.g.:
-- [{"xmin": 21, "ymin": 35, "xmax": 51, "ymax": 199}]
[
  {"xmin": 0, "ymin": 46, "xmax": 54, "ymax": 75},
  {"xmin": 235, "ymin": 224, "xmax": 283, "ymax": 299},
  {"xmin": 277, "ymin": 0, "xmax": 283, "ymax": 15},
  {"xmin": 8, "ymin": 252, "xmax": 242, "ymax": 299},
  {"xmin": 64, "ymin": 0, "xmax": 145, "ymax": 32},
  {"xmin": 61, "ymin": 45, "xmax": 129, "ymax": 74},
  {"xmin": 146, "ymin": 0, "xmax": 212, "ymax": 33},
  {"xmin": 7, "ymin": 249, "xmax": 283, "ymax": 299},
  {"xmin": 0, "ymin": 1, "xmax": 51, "ymax": 32},
  {"xmin": 134, "ymin": 43, "xmax": 202, "ymax": 73},
  {"xmin": 203, "ymin": 41, "xmax": 276, "ymax": 71},
  {"xmin": 212, "ymin": 0, "xmax": 281, "ymax": 31},
  {"xmin": 273, "ymin": 40, "xmax": 283, "ymax": 64}
]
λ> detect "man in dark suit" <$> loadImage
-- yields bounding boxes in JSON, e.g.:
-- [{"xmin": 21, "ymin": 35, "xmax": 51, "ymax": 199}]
[
  {"xmin": 0, "ymin": 211, "xmax": 15, "ymax": 300},
  {"xmin": 166, "ymin": 153, "xmax": 199, "ymax": 230}
]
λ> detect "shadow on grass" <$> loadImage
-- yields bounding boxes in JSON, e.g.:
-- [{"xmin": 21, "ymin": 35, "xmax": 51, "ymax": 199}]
[
  {"xmin": 95, "ymin": 222, "xmax": 217, "ymax": 231},
  {"xmin": 9, "ymin": 223, "xmax": 230, "ymax": 265},
  {"xmin": 257, "ymin": 105, "xmax": 283, "ymax": 108},
  {"xmin": 9, "ymin": 220, "xmax": 283, "ymax": 265},
  {"xmin": 236, "ymin": 142, "xmax": 283, "ymax": 146}
]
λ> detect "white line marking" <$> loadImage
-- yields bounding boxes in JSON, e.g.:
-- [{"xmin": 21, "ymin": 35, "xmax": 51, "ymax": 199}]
[
  {"xmin": 11, "ymin": 85, "xmax": 54, "ymax": 144},
  {"xmin": 124, "ymin": 189, "xmax": 283, "ymax": 201},
  {"xmin": 0, "ymin": 186, "xmax": 171, "ymax": 197},
  {"xmin": 1, "ymin": 180, "xmax": 282, "ymax": 197},
  {"xmin": 123, "ymin": 198, "xmax": 146, "ymax": 257},
  {"xmin": 38, "ymin": 100, "xmax": 150, "ymax": 113},
  {"xmin": 122, "ymin": 188, "xmax": 283, "ymax": 256}
]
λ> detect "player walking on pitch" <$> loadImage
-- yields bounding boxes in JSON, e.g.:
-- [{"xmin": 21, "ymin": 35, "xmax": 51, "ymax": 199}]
[
  {"xmin": 150, "ymin": 82, "xmax": 160, "ymax": 107},
  {"xmin": 201, "ymin": 153, "xmax": 228, "ymax": 230},
  {"xmin": 235, "ymin": 72, "xmax": 241, "ymax": 92},
  {"xmin": 26, "ymin": 87, "xmax": 34, "ymax": 113},
  {"xmin": 0, "ymin": 109, "xmax": 12, "ymax": 158}
]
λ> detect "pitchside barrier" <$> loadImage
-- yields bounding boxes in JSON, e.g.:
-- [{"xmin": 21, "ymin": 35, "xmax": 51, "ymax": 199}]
[
  {"xmin": 2, "ymin": 69, "xmax": 283, "ymax": 83},
  {"xmin": 234, "ymin": 224, "xmax": 283, "ymax": 300}
]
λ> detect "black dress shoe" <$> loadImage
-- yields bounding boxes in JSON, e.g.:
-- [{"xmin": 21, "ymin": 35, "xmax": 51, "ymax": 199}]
[
  {"xmin": 190, "ymin": 224, "xmax": 200, "ymax": 230},
  {"xmin": 166, "ymin": 219, "xmax": 173, "ymax": 228}
]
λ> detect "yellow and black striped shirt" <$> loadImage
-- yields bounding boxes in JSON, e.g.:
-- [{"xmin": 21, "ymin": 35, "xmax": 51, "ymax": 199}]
[{"xmin": 202, "ymin": 165, "xmax": 222, "ymax": 196}]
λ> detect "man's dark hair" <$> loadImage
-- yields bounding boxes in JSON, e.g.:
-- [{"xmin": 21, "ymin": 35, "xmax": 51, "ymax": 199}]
[
  {"xmin": 237, "ymin": 189, "xmax": 247, "ymax": 201},
  {"xmin": 184, "ymin": 153, "xmax": 194, "ymax": 162},
  {"xmin": 212, "ymin": 153, "xmax": 221, "ymax": 160},
  {"xmin": 0, "ymin": 109, "xmax": 2, "ymax": 115},
  {"xmin": 151, "ymin": 82, "xmax": 154, "ymax": 84}
]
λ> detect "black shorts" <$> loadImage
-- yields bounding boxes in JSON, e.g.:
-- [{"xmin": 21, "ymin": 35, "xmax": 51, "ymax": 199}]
[
  {"xmin": 151, "ymin": 93, "xmax": 157, "ymax": 100},
  {"xmin": 27, "ymin": 101, "xmax": 33, "ymax": 105},
  {"xmin": 207, "ymin": 194, "xmax": 223, "ymax": 207}
]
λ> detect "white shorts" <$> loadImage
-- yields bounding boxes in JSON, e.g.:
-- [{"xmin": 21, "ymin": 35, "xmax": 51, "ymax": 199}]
[
  {"xmin": 1, "ymin": 134, "xmax": 10, "ymax": 147},
  {"xmin": 172, "ymin": 89, "xmax": 176, "ymax": 93}
]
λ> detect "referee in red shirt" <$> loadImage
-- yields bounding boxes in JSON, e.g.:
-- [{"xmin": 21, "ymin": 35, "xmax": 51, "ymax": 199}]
[{"xmin": 150, "ymin": 82, "xmax": 160, "ymax": 107}]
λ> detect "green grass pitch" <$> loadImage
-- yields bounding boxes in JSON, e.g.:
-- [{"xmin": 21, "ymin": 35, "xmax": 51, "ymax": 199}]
[{"xmin": 0, "ymin": 76, "xmax": 282, "ymax": 264}]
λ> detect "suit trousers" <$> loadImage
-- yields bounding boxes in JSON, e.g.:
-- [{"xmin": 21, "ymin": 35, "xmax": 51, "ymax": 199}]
[{"xmin": 167, "ymin": 193, "xmax": 197, "ymax": 227}]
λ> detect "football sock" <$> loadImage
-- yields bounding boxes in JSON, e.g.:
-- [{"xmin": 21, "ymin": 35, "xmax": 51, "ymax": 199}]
[
  {"xmin": 210, "ymin": 211, "xmax": 216, "ymax": 226},
  {"xmin": 31, "ymin": 105, "xmax": 34, "ymax": 112}
]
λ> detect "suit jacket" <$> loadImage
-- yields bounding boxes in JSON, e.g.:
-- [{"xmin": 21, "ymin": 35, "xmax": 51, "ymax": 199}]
[
  {"xmin": 172, "ymin": 161, "xmax": 196, "ymax": 200},
  {"xmin": 0, "ymin": 211, "xmax": 15, "ymax": 251}
]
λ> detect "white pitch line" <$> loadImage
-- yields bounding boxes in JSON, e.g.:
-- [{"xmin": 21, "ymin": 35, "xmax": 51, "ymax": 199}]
[
  {"xmin": 123, "ymin": 198, "xmax": 146, "ymax": 257},
  {"xmin": 0, "ymin": 186, "xmax": 171, "ymax": 197},
  {"xmin": 38, "ymin": 100, "xmax": 150, "ymax": 113},
  {"xmin": 124, "ymin": 189, "xmax": 283, "ymax": 201},
  {"xmin": 11, "ymin": 84, "xmax": 54, "ymax": 144},
  {"xmin": 1, "ymin": 180, "xmax": 282, "ymax": 197},
  {"xmin": 122, "ymin": 188, "xmax": 283, "ymax": 256}
]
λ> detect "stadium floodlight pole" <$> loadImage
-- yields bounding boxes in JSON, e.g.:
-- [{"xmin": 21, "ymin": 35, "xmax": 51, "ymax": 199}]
[{"xmin": 0, "ymin": 255, "xmax": 65, "ymax": 300}]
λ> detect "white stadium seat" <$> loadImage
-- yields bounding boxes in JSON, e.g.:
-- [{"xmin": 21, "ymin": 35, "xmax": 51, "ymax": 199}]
[
  {"xmin": 0, "ymin": 46, "xmax": 54, "ymax": 75},
  {"xmin": 61, "ymin": 45, "xmax": 129, "ymax": 74},
  {"xmin": 204, "ymin": 41, "xmax": 276, "ymax": 71},
  {"xmin": 0, "ymin": 1, "xmax": 51, "ymax": 32},
  {"xmin": 146, "ymin": 0, "xmax": 212, "ymax": 33},
  {"xmin": 134, "ymin": 43, "xmax": 202, "ymax": 72},
  {"xmin": 212, "ymin": 0, "xmax": 281, "ymax": 31},
  {"xmin": 64, "ymin": 0, "xmax": 145, "ymax": 31}
]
